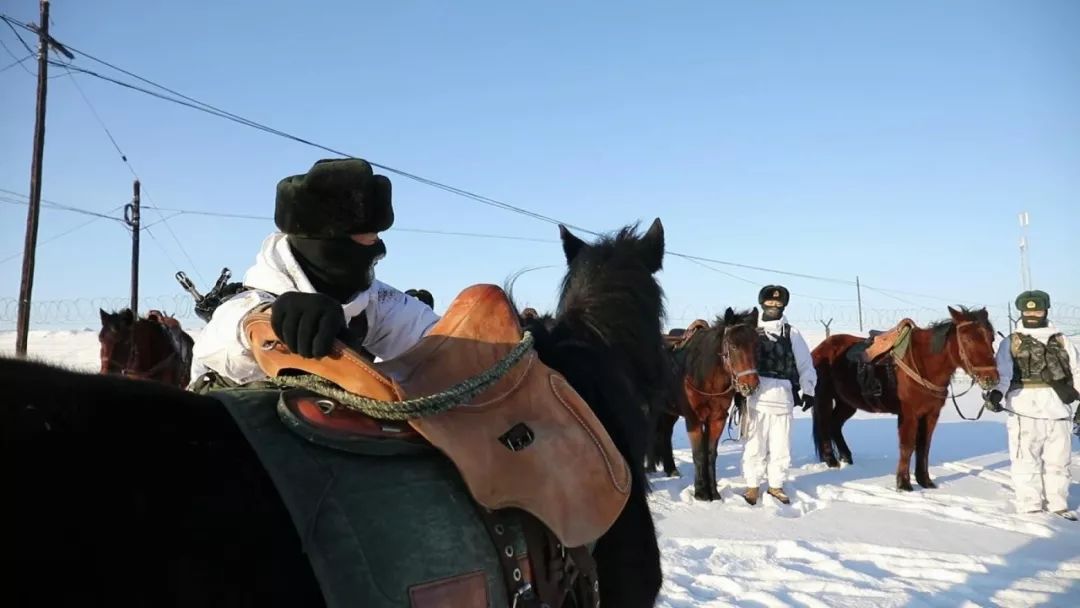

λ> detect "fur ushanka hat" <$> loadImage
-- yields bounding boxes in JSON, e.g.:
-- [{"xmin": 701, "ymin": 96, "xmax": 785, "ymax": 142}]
[{"xmin": 274, "ymin": 158, "xmax": 394, "ymax": 238}]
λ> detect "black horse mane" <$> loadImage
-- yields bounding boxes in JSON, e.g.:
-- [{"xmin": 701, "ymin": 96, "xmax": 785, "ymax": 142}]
[
  {"xmin": 682, "ymin": 310, "xmax": 758, "ymax": 386},
  {"xmin": 927, "ymin": 306, "xmax": 993, "ymax": 354},
  {"xmin": 507, "ymin": 221, "xmax": 665, "ymax": 606}
]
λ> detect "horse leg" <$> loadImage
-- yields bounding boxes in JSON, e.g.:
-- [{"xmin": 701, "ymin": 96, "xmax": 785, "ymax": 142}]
[
  {"xmin": 896, "ymin": 410, "xmax": 917, "ymax": 491},
  {"xmin": 813, "ymin": 379, "xmax": 840, "ymax": 468},
  {"xmin": 915, "ymin": 409, "xmax": 941, "ymax": 489},
  {"xmin": 685, "ymin": 414, "xmax": 711, "ymax": 501},
  {"xmin": 661, "ymin": 411, "xmax": 680, "ymax": 477},
  {"xmin": 832, "ymin": 401, "xmax": 858, "ymax": 465},
  {"xmin": 644, "ymin": 413, "xmax": 661, "ymax": 473},
  {"xmin": 706, "ymin": 411, "xmax": 727, "ymax": 501}
]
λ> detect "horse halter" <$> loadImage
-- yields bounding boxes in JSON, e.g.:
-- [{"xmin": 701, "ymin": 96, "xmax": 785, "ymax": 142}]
[
  {"xmin": 954, "ymin": 320, "xmax": 998, "ymax": 389},
  {"xmin": 721, "ymin": 325, "xmax": 758, "ymax": 396}
]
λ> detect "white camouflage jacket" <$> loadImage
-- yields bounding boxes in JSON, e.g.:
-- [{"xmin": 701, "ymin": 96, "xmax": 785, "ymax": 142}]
[{"xmin": 190, "ymin": 231, "xmax": 440, "ymax": 385}]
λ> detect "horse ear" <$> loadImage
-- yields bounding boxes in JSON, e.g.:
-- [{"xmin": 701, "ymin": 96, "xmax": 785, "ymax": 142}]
[
  {"xmin": 977, "ymin": 308, "xmax": 989, "ymax": 321},
  {"xmin": 120, "ymin": 308, "xmax": 135, "ymax": 325},
  {"xmin": 559, "ymin": 225, "xmax": 586, "ymax": 263},
  {"xmin": 99, "ymin": 308, "xmax": 110, "ymax": 328},
  {"xmin": 640, "ymin": 217, "xmax": 664, "ymax": 273},
  {"xmin": 723, "ymin": 307, "xmax": 735, "ymax": 324},
  {"xmin": 751, "ymin": 307, "xmax": 760, "ymax": 324},
  {"xmin": 947, "ymin": 306, "xmax": 962, "ymax": 321}
]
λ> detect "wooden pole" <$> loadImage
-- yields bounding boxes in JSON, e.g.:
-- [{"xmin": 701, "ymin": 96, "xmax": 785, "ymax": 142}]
[
  {"xmin": 128, "ymin": 180, "xmax": 141, "ymax": 314},
  {"xmin": 15, "ymin": 0, "xmax": 52, "ymax": 357},
  {"xmin": 856, "ymin": 275, "xmax": 864, "ymax": 333}
]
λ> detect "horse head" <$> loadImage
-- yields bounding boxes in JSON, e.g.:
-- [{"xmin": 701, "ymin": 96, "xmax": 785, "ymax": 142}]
[
  {"xmin": 947, "ymin": 306, "xmax": 1000, "ymax": 390},
  {"xmin": 98, "ymin": 308, "xmax": 135, "ymax": 374},
  {"xmin": 720, "ymin": 307, "xmax": 761, "ymax": 396}
]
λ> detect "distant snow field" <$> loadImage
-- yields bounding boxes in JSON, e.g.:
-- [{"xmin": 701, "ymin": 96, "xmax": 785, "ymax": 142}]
[{"xmin": 4, "ymin": 329, "xmax": 1079, "ymax": 607}]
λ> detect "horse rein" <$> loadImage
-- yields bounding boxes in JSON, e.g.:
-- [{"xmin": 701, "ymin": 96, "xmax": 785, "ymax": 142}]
[{"xmin": 894, "ymin": 319, "xmax": 996, "ymax": 399}]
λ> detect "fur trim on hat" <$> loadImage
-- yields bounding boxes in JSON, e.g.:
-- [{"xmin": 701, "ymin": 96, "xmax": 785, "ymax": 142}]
[
  {"xmin": 274, "ymin": 158, "xmax": 394, "ymax": 238},
  {"xmin": 1015, "ymin": 290, "xmax": 1050, "ymax": 311},
  {"xmin": 758, "ymin": 285, "xmax": 790, "ymax": 306}
]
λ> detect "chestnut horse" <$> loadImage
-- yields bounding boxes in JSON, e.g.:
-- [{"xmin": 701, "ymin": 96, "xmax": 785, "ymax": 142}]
[
  {"xmin": 648, "ymin": 308, "xmax": 761, "ymax": 501},
  {"xmin": 99, "ymin": 308, "xmax": 194, "ymax": 389},
  {"xmin": 812, "ymin": 306, "xmax": 999, "ymax": 491}
]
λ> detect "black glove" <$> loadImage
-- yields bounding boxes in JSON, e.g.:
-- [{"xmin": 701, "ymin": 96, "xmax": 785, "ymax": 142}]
[
  {"xmin": 801, "ymin": 395, "xmax": 816, "ymax": 412},
  {"xmin": 270, "ymin": 292, "xmax": 345, "ymax": 359},
  {"xmin": 983, "ymin": 390, "xmax": 1004, "ymax": 413},
  {"xmin": 1059, "ymin": 385, "xmax": 1080, "ymax": 406}
]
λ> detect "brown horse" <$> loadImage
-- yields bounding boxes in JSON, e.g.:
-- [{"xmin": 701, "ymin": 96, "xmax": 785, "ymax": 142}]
[
  {"xmin": 99, "ymin": 308, "xmax": 194, "ymax": 389},
  {"xmin": 648, "ymin": 308, "xmax": 761, "ymax": 501},
  {"xmin": 812, "ymin": 306, "xmax": 999, "ymax": 491}
]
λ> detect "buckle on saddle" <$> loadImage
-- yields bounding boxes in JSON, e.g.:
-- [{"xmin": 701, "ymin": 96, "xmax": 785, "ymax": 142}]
[
  {"xmin": 511, "ymin": 582, "xmax": 535, "ymax": 608},
  {"xmin": 499, "ymin": 422, "xmax": 536, "ymax": 452}
]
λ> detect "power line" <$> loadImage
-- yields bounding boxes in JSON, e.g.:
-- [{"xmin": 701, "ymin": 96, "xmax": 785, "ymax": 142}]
[
  {"xmin": 2, "ymin": 12, "xmax": 974, "ymax": 305},
  {"xmin": 0, "ymin": 192, "xmax": 124, "ymax": 221},
  {"xmin": 0, "ymin": 204, "xmax": 125, "ymax": 264},
  {"xmin": 0, "ymin": 49, "xmax": 31, "ymax": 74}
]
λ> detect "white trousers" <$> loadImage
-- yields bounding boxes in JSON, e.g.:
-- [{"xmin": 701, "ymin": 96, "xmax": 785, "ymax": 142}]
[
  {"xmin": 1006, "ymin": 415, "xmax": 1073, "ymax": 513},
  {"xmin": 742, "ymin": 408, "xmax": 792, "ymax": 488}
]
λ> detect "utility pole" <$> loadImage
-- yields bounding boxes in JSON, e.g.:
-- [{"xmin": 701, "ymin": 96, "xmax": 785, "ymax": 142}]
[
  {"xmin": 1018, "ymin": 211, "xmax": 1032, "ymax": 290},
  {"xmin": 856, "ymin": 275, "xmax": 864, "ymax": 333},
  {"xmin": 125, "ymin": 179, "xmax": 141, "ymax": 315},
  {"xmin": 15, "ymin": 0, "xmax": 54, "ymax": 357}
]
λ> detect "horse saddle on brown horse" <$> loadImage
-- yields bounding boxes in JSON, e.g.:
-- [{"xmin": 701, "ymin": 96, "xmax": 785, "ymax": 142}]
[
  {"xmin": 664, "ymin": 318, "xmax": 709, "ymax": 351},
  {"xmin": 241, "ymin": 283, "xmax": 631, "ymax": 549},
  {"xmin": 861, "ymin": 318, "xmax": 917, "ymax": 362}
]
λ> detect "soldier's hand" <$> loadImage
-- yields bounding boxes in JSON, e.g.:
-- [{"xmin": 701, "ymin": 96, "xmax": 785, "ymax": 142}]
[
  {"xmin": 270, "ymin": 292, "xmax": 345, "ymax": 359},
  {"xmin": 801, "ymin": 395, "xmax": 816, "ymax": 412},
  {"xmin": 1060, "ymin": 385, "xmax": 1080, "ymax": 406},
  {"xmin": 983, "ymin": 390, "xmax": 1004, "ymax": 413}
]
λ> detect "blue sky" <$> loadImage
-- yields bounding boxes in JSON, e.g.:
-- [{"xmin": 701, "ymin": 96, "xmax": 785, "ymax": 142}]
[{"xmin": 1, "ymin": 0, "xmax": 1078, "ymax": 332}]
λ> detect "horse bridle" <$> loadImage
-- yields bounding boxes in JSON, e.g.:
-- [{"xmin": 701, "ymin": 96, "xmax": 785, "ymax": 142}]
[
  {"xmin": 721, "ymin": 324, "xmax": 758, "ymax": 395},
  {"xmin": 954, "ymin": 320, "xmax": 998, "ymax": 389}
]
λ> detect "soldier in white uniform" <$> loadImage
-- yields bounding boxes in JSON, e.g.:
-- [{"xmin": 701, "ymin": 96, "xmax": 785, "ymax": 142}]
[
  {"xmin": 984, "ymin": 290, "xmax": 1080, "ymax": 520},
  {"xmin": 742, "ymin": 285, "xmax": 817, "ymax": 506},
  {"xmin": 190, "ymin": 158, "xmax": 439, "ymax": 387}
]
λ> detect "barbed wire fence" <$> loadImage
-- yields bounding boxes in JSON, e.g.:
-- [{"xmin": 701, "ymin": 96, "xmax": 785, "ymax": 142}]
[
  {"xmin": 0, "ymin": 294, "xmax": 196, "ymax": 330},
  {"xmin": 3, "ymin": 294, "xmax": 1078, "ymax": 337}
]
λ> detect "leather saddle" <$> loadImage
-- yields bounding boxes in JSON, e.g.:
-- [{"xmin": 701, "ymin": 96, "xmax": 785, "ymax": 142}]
[
  {"xmin": 663, "ymin": 318, "xmax": 709, "ymax": 351},
  {"xmin": 242, "ymin": 283, "xmax": 631, "ymax": 549},
  {"xmin": 860, "ymin": 318, "xmax": 917, "ymax": 362}
]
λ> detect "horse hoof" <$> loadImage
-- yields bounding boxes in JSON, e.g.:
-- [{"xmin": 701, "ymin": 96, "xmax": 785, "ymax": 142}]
[
  {"xmin": 839, "ymin": 455, "xmax": 853, "ymax": 465},
  {"xmin": 710, "ymin": 488, "xmax": 723, "ymax": 501},
  {"xmin": 693, "ymin": 489, "xmax": 713, "ymax": 502},
  {"xmin": 825, "ymin": 457, "xmax": 841, "ymax": 469},
  {"xmin": 896, "ymin": 480, "xmax": 914, "ymax": 492},
  {"xmin": 917, "ymin": 478, "xmax": 937, "ymax": 489}
]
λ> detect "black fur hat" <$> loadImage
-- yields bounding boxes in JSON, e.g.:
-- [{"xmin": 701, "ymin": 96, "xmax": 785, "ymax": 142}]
[
  {"xmin": 274, "ymin": 158, "xmax": 393, "ymax": 238},
  {"xmin": 758, "ymin": 285, "xmax": 790, "ymax": 306}
]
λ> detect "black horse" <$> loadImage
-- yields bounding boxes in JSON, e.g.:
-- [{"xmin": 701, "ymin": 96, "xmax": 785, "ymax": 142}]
[
  {"xmin": 4, "ymin": 219, "xmax": 667, "ymax": 608},
  {"xmin": 515, "ymin": 219, "xmax": 667, "ymax": 607}
]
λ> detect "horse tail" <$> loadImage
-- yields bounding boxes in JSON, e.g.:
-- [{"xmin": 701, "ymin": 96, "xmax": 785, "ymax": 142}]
[{"xmin": 811, "ymin": 346, "xmax": 834, "ymax": 463}]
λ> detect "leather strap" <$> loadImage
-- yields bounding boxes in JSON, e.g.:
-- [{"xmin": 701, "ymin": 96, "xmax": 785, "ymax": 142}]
[
  {"xmin": 477, "ymin": 508, "xmax": 538, "ymax": 607},
  {"xmin": 521, "ymin": 513, "xmax": 599, "ymax": 608}
]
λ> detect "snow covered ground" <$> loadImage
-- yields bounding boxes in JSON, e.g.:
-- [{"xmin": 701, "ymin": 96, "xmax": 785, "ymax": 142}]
[{"xmin": 4, "ymin": 329, "xmax": 1080, "ymax": 607}]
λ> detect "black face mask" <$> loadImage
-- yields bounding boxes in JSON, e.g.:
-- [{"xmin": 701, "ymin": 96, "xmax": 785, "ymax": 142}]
[
  {"xmin": 762, "ymin": 306, "xmax": 785, "ymax": 322},
  {"xmin": 288, "ymin": 236, "xmax": 386, "ymax": 302},
  {"xmin": 1021, "ymin": 314, "xmax": 1048, "ymax": 329}
]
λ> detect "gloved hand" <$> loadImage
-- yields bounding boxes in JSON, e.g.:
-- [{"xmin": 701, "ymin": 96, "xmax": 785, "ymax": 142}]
[
  {"xmin": 1060, "ymin": 385, "xmax": 1080, "ymax": 406},
  {"xmin": 270, "ymin": 292, "xmax": 345, "ymax": 359},
  {"xmin": 801, "ymin": 395, "xmax": 816, "ymax": 412},
  {"xmin": 983, "ymin": 390, "xmax": 1004, "ymax": 413}
]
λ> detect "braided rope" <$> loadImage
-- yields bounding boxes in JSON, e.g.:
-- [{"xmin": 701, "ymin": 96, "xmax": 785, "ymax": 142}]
[{"xmin": 267, "ymin": 331, "xmax": 535, "ymax": 421}]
